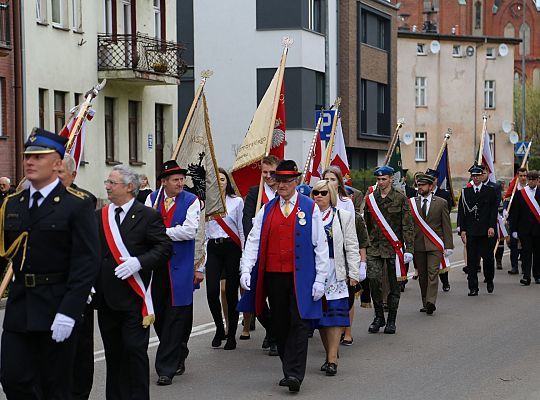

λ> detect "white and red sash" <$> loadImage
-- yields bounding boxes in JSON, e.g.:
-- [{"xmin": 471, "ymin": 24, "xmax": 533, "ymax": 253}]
[
  {"xmin": 520, "ymin": 187, "xmax": 540, "ymax": 224},
  {"xmin": 408, "ymin": 198, "xmax": 450, "ymax": 272},
  {"xmin": 365, "ymin": 192, "xmax": 407, "ymax": 280},
  {"xmin": 497, "ymin": 215, "xmax": 508, "ymax": 238},
  {"xmin": 101, "ymin": 205, "xmax": 155, "ymax": 328},
  {"xmin": 214, "ymin": 216, "xmax": 242, "ymax": 248}
]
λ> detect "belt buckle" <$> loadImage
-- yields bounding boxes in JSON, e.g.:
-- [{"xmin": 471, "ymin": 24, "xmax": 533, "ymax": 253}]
[{"xmin": 24, "ymin": 274, "xmax": 36, "ymax": 288}]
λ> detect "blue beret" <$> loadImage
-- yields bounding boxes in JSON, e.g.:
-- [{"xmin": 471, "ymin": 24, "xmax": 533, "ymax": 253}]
[
  {"xmin": 374, "ymin": 165, "xmax": 394, "ymax": 177},
  {"xmin": 24, "ymin": 128, "xmax": 67, "ymax": 157},
  {"xmin": 296, "ymin": 183, "xmax": 311, "ymax": 196}
]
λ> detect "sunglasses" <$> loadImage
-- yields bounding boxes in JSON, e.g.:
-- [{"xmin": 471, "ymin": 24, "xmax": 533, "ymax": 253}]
[{"xmin": 312, "ymin": 190, "xmax": 329, "ymax": 197}]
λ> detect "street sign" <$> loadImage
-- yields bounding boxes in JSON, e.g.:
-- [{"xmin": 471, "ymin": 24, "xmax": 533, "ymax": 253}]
[
  {"xmin": 514, "ymin": 141, "xmax": 530, "ymax": 156},
  {"xmin": 315, "ymin": 110, "xmax": 336, "ymax": 141}
]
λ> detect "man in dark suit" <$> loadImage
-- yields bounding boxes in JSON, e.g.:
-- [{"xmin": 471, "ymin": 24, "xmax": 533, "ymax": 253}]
[
  {"xmin": 58, "ymin": 154, "xmax": 97, "ymax": 400},
  {"xmin": 0, "ymin": 128, "xmax": 99, "ymax": 399},
  {"xmin": 509, "ymin": 170, "xmax": 540, "ymax": 285},
  {"xmin": 95, "ymin": 165, "xmax": 172, "ymax": 400},
  {"xmin": 457, "ymin": 164, "xmax": 498, "ymax": 296},
  {"xmin": 0, "ymin": 177, "xmax": 15, "ymax": 205},
  {"xmin": 241, "ymin": 154, "xmax": 280, "ymax": 355}
]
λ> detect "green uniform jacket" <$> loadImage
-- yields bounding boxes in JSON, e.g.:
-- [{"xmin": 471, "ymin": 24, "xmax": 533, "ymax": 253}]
[
  {"xmin": 355, "ymin": 212, "xmax": 370, "ymax": 249},
  {"xmin": 363, "ymin": 187, "xmax": 414, "ymax": 258}
]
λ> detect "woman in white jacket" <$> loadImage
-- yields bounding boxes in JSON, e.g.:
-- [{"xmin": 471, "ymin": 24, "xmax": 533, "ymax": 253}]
[{"xmin": 311, "ymin": 180, "xmax": 362, "ymax": 376}]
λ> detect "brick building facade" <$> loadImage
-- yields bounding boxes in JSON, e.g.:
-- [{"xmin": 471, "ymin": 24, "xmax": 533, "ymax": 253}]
[{"xmin": 398, "ymin": 0, "xmax": 540, "ymax": 85}]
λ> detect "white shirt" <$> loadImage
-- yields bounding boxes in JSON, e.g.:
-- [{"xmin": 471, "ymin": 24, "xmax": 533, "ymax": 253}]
[
  {"xmin": 144, "ymin": 190, "xmax": 200, "ymax": 242},
  {"xmin": 29, "ymin": 178, "xmax": 60, "ymax": 208},
  {"xmin": 110, "ymin": 198, "xmax": 135, "ymax": 224},
  {"xmin": 263, "ymin": 182, "xmax": 276, "ymax": 202},
  {"xmin": 419, "ymin": 193, "xmax": 433, "ymax": 216},
  {"xmin": 336, "ymin": 196, "xmax": 355, "ymax": 215},
  {"xmin": 240, "ymin": 191, "xmax": 329, "ymax": 284},
  {"xmin": 206, "ymin": 195, "xmax": 245, "ymax": 248},
  {"xmin": 472, "ymin": 182, "xmax": 483, "ymax": 193}
]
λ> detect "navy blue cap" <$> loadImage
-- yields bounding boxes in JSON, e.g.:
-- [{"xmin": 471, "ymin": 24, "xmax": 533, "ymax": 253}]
[
  {"xmin": 374, "ymin": 165, "xmax": 394, "ymax": 177},
  {"xmin": 468, "ymin": 164, "xmax": 484, "ymax": 175},
  {"xmin": 296, "ymin": 183, "xmax": 311, "ymax": 196},
  {"xmin": 24, "ymin": 128, "xmax": 67, "ymax": 157}
]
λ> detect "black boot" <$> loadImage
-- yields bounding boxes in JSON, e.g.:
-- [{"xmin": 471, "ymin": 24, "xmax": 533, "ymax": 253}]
[
  {"xmin": 368, "ymin": 303, "xmax": 386, "ymax": 333},
  {"xmin": 384, "ymin": 310, "xmax": 397, "ymax": 334}
]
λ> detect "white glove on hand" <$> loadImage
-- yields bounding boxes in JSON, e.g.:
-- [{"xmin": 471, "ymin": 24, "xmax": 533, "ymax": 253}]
[
  {"xmin": 359, "ymin": 261, "xmax": 367, "ymax": 282},
  {"xmin": 444, "ymin": 249, "xmax": 454, "ymax": 257},
  {"xmin": 50, "ymin": 313, "xmax": 75, "ymax": 343},
  {"xmin": 404, "ymin": 252, "xmax": 414, "ymax": 264},
  {"xmin": 512, "ymin": 232, "xmax": 518, "ymax": 240},
  {"xmin": 312, "ymin": 281, "xmax": 325, "ymax": 301},
  {"xmin": 115, "ymin": 256, "xmax": 142, "ymax": 280},
  {"xmin": 240, "ymin": 272, "xmax": 251, "ymax": 291}
]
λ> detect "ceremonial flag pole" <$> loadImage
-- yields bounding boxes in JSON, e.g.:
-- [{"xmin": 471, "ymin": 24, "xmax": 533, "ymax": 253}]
[
  {"xmin": 301, "ymin": 110, "xmax": 324, "ymax": 184},
  {"xmin": 477, "ymin": 114, "xmax": 488, "ymax": 166},
  {"xmin": 383, "ymin": 118, "xmax": 405, "ymax": 165},
  {"xmin": 323, "ymin": 98, "xmax": 341, "ymax": 169},
  {"xmin": 432, "ymin": 129, "xmax": 456, "ymax": 206}
]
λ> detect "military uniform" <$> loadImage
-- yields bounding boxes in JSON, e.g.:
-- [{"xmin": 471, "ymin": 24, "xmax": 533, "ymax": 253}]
[{"xmin": 355, "ymin": 211, "xmax": 371, "ymax": 308}]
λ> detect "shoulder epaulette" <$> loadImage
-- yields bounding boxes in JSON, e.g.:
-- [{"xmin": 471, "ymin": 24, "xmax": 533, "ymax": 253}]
[{"xmin": 66, "ymin": 186, "xmax": 88, "ymax": 200}]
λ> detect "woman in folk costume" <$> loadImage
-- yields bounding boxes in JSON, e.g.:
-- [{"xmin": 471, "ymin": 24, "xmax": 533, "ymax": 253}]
[
  {"xmin": 310, "ymin": 180, "xmax": 361, "ymax": 376},
  {"xmin": 205, "ymin": 168, "xmax": 244, "ymax": 350}
]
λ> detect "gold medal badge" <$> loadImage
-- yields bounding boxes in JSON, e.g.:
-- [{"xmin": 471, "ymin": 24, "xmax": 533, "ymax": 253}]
[{"xmin": 299, "ymin": 219, "xmax": 307, "ymax": 226}]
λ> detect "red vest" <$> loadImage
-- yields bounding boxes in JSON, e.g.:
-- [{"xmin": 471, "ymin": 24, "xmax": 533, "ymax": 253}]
[{"xmin": 265, "ymin": 201, "xmax": 298, "ymax": 273}]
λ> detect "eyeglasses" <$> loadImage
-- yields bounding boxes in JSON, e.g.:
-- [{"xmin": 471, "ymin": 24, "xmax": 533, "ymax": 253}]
[
  {"xmin": 312, "ymin": 190, "xmax": 329, "ymax": 197},
  {"xmin": 104, "ymin": 179, "xmax": 124, "ymax": 186},
  {"xmin": 277, "ymin": 178, "xmax": 297, "ymax": 184}
]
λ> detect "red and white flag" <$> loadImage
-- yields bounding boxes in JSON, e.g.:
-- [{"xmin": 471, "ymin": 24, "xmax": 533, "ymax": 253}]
[
  {"xmin": 59, "ymin": 106, "xmax": 95, "ymax": 172},
  {"xmin": 329, "ymin": 117, "xmax": 351, "ymax": 186},
  {"xmin": 305, "ymin": 130, "xmax": 323, "ymax": 186},
  {"xmin": 480, "ymin": 125, "xmax": 496, "ymax": 183}
]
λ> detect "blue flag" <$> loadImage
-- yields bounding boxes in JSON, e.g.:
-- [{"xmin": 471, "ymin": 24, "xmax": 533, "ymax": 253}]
[{"xmin": 434, "ymin": 142, "xmax": 456, "ymax": 207}]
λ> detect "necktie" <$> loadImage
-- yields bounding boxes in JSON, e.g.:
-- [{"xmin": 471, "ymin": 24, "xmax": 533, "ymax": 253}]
[
  {"xmin": 422, "ymin": 198, "xmax": 428, "ymax": 217},
  {"xmin": 115, "ymin": 207, "xmax": 123, "ymax": 227},
  {"xmin": 164, "ymin": 197, "xmax": 174, "ymax": 212},
  {"xmin": 284, "ymin": 200, "xmax": 291, "ymax": 217},
  {"xmin": 475, "ymin": 188, "xmax": 479, "ymax": 194},
  {"xmin": 29, "ymin": 191, "xmax": 42, "ymax": 218}
]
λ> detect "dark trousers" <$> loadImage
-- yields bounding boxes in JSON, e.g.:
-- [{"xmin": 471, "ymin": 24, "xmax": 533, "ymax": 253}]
[
  {"xmin": 154, "ymin": 303, "xmax": 193, "ymax": 378},
  {"xmin": 72, "ymin": 304, "xmax": 94, "ymax": 400},
  {"xmin": 256, "ymin": 302, "xmax": 275, "ymax": 344},
  {"xmin": 519, "ymin": 234, "xmax": 540, "ymax": 280},
  {"xmin": 206, "ymin": 239, "xmax": 241, "ymax": 337},
  {"xmin": 510, "ymin": 235, "xmax": 521, "ymax": 272},
  {"xmin": 265, "ymin": 272, "xmax": 311, "ymax": 381},
  {"xmin": 1, "ymin": 328, "xmax": 78, "ymax": 400},
  {"xmin": 439, "ymin": 271, "xmax": 449, "ymax": 287},
  {"xmin": 97, "ymin": 304, "xmax": 150, "ymax": 400},
  {"xmin": 466, "ymin": 236, "xmax": 495, "ymax": 291}
]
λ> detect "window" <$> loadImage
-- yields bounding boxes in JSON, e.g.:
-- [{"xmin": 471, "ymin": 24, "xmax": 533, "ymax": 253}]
[
  {"xmin": 417, "ymin": 43, "xmax": 427, "ymax": 55},
  {"xmin": 53, "ymin": 91, "xmax": 66, "ymax": 133},
  {"xmin": 415, "ymin": 77, "xmax": 427, "ymax": 107},
  {"xmin": 155, "ymin": 104, "xmax": 164, "ymax": 148},
  {"xmin": 51, "ymin": 0, "xmax": 67, "ymax": 27},
  {"xmin": 488, "ymin": 133, "xmax": 495, "ymax": 161},
  {"xmin": 104, "ymin": 97, "xmax": 115, "ymax": 162},
  {"xmin": 503, "ymin": 23, "xmax": 515, "ymax": 38},
  {"xmin": 36, "ymin": 0, "xmax": 47, "ymax": 23},
  {"xmin": 72, "ymin": 0, "xmax": 82, "ymax": 31},
  {"xmin": 315, "ymin": 71, "xmax": 325, "ymax": 110},
  {"xmin": 360, "ymin": 9, "xmax": 389, "ymax": 51},
  {"xmin": 415, "ymin": 132, "xmax": 427, "ymax": 162},
  {"xmin": 452, "ymin": 45, "xmax": 462, "ymax": 57},
  {"xmin": 0, "ymin": 78, "xmax": 4, "ymax": 136},
  {"xmin": 486, "ymin": 47, "xmax": 495, "ymax": 59},
  {"xmin": 359, "ymin": 79, "xmax": 390, "ymax": 138},
  {"xmin": 377, "ymin": 84, "xmax": 385, "ymax": 114},
  {"xmin": 378, "ymin": 19, "xmax": 385, "ymax": 48},
  {"xmin": 308, "ymin": 0, "xmax": 324, "ymax": 33},
  {"xmin": 153, "ymin": 0, "xmax": 160, "ymax": 38},
  {"xmin": 128, "ymin": 100, "xmax": 140, "ymax": 163},
  {"xmin": 74, "ymin": 92, "xmax": 82, "ymax": 106},
  {"xmin": 474, "ymin": 1, "xmax": 482, "ymax": 30},
  {"xmin": 38, "ymin": 89, "xmax": 47, "ymax": 129},
  {"xmin": 0, "ymin": 2, "xmax": 11, "ymax": 46},
  {"xmin": 484, "ymin": 80, "xmax": 496, "ymax": 109},
  {"xmin": 104, "ymin": 0, "xmax": 113, "ymax": 34},
  {"xmin": 122, "ymin": 0, "xmax": 131, "ymax": 34}
]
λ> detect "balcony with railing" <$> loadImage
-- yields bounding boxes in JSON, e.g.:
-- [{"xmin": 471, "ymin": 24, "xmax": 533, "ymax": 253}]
[
  {"xmin": 97, "ymin": 33, "xmax": 188, "ymax": 85},
  {"xmin": 0, "ymin": 1, "xmax": 11, "ymax": 56}
]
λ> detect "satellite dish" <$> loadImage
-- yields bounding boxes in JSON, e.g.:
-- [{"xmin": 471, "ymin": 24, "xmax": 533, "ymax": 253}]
[
  {"xmin": 403, "ymin": 131, "xmax": 414, "ymax": 145},
  {"xmin": 509, "ymin": 131, "xmax": 519, "ymax": 144},
  {"xmin": 498, "ymin": 43, "xmax": 509, "ymax": 57},
  {"xmin": 466, "ymin": 46, "xmax": 475, "ymax": 57},
  {"xmin": 430, "ymin": 40, "xmax": 441, "ymax": 54},
  {"xmin": 502, "ymin": 120, "xmax": 512, "ymax": 134}
]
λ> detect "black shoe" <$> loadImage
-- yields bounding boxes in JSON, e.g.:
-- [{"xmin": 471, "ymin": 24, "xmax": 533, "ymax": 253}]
[
  {"xmin": 520, "ymin": 278, "xmax": 531, "ymax": 286},
  {"xmin": 285, "ymin": 377, "xmax": 301, "ymax": 392},
  {"xmin": 175, "ymin": 360, "xmax": 185, "ymax": 376},
  {"xmin": 224, "ymin": 337, "xmax": 237, "ymax": 350},
  {"xmin": 384, "ymin": 311, "xmax": 397, "ymax": 334},
  {"xmin": 157, "ymin": 376, "xmax": 172, "ymax": 386},
  {"xmin": 462, "ymin": 266, "xmax": 469, "ymax": 274},
  {"xmin": 211, "ymin": 331, "xmax": 225, "ymax": 348},
  {"xmin": 320, "ymin": 361, "xmax": 328, "ymax": 372},
  {"xmin": 468, "ymin": 289, "xmax": 479, "ymax": 296},
  {"xmin": 419, "ymin": 307, "xmax": 427, "ymax": 312},
  {"xmin": 268, "ymin": 344, "xmax": 279, "ymax": 356},
  {"xmin": 279, "ymin": 378, "xmax": 288, "ymax": 387},
  {"xmin": 341, "ymin": 338, "xmax": 353, "ymax": 346},
  {"xmin": 368, "ymin": 304, "xmax": 386, "ymax": 333},
  {"xmin": 426, "ymin": 302, "xmax": 436, "ymax": 315},
  {"xmin": 487, "ymin": 282, "xmax": 494, "ymax": 293},
  {"xmin": 508, "ymin": 270, "xmax": 519, "ymax": 275},
  {"xmin": 262, "ymin": 337, "xmax": 269, "ymax": 349},
  {"xmin": 325, "ymin": 363, "xmax": 337, "ymax": 376},
  {"xmin": 443, "ymin": 284, "xmax": 450, "ymax": 292}
]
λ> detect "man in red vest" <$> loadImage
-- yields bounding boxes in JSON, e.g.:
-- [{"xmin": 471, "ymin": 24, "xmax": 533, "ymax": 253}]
[{"xmin": 238, "ymin": 160, "xmax": 328, "ymax": 393}]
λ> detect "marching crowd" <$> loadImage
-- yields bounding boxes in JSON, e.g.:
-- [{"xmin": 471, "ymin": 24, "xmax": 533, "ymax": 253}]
[{"xmin": 0, "ymin": 128, "xmax": 539, "ymax": 398}]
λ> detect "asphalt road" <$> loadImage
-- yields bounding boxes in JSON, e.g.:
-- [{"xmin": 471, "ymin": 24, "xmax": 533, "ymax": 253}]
[{"xmin": 2, "ymin": 238, "xmax": 540, "ymax": 400}]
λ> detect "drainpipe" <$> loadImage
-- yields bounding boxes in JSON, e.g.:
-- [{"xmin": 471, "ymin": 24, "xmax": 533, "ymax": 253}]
[{"xmin": 13, "ymin": 0, "xmax": 24, "ymax": 182}]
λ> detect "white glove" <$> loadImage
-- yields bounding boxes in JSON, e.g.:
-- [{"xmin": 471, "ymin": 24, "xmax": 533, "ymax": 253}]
[
  {"xmin": 312, "ymin": 281, "xmax": 325, "ymax": 301},
  {"xmin": 512, "ymin": 232, "xmax": 518, "ymax": 239},
  {"xmin": 50, "ymin": 313, "xmax": 75, "ymax": 343},
  {"xmin": 359, "ymin": 261, "xmax": 367, "ymax": 282},
  {"xmin": 86, "ymin": 287, "xmax": 96, "ymax": 304},
  {"xmin": 404, "ymin": 252, "xmax": 414, "ymax": 264},
  {"xmin": 502, "ymin": 209, "xmax": 509, "ymax": 219},
  {"xmin": 115, "ymin": 256, "xmax": 142, "ymax": 280},
  {"xmin": 444, "ymin": 249, "xmax": 454, "ymax": 257},
  {"xmin": 240, "ymin": 272, "xmax": 251, "ymax": 291}
]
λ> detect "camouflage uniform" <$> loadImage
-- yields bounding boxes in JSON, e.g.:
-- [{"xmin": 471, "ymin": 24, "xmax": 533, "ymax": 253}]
[
  {"xmin": 363, "ymin": 186, "xmax": 414, "ymax": 332},
  {"xmin": 355, "ymin": 212, "xmax": 372, "ymax": 307}
]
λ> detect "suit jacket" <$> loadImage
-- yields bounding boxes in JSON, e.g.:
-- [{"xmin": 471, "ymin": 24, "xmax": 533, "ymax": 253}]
[
  {"xmin": 509, "ymin": 188, "xmax": 540, "ymax": 237},
  {"xmin": 413, "ymin": 195, "xmax": 454, "ymax": 252},
  {"xmin": 457, "ymin": 184, "xmax": 498, "ymax": 237},
  {"xmin": 94, "ymin": 200, "xmax": 172, "ymax": 312},
  {"xmin": 2, "ymin": 183, "xmax": 99, "ymax": 332},
  {"xmin": 72, "ymin": 183, "xmax": 97, "ymax": 209},
  {"xmin": 242, "ymin": 185, "xmax": 259, "ymax": 239},
  {"xmin": 434, "ymin": 187, "xmax": 453, "ymax": 211}
]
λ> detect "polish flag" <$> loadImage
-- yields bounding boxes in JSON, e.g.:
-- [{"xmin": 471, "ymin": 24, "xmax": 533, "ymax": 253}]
[
  {"xmin": 59, "ymin": 106, "xmax": 95, "ymax": 172},
  {"xmin": 329, "ymin": 117, "xmax": 351, "ymax": 186},
  {"xmin": 481, "ymin": 125, "xmax": 496, "ymax": 183},
  {"xmin": 305, "ymin": 129, "xmax": 323, "ymax": 186}
]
